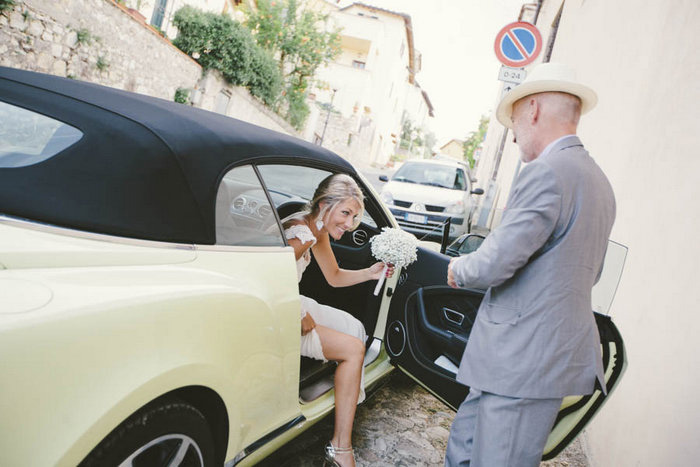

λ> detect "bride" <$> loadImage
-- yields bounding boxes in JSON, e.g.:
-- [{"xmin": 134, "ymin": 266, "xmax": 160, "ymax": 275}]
[{"xmin": 282, "ymin": 173, "xmax": 393, "ymax": 467}]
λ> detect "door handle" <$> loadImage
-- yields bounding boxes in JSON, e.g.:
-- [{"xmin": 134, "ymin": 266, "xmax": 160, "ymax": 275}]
[
  {"xmin": 416, "ymin": 289, "xmax": 467, "ymax": 347},
  {"xmin": 443, "ymin": 307, "xmax": 464, "ymax": 326}
]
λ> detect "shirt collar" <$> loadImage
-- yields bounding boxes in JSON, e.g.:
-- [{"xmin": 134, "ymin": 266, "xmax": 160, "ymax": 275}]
[{"xmin": 539, "ymin": 134, "xmax": 579, "ymax": 159}]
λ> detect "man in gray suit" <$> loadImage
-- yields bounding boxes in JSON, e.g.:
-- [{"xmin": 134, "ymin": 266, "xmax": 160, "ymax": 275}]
[{"xmin": 444, "ymin": 62, "xmax": 615, "ymax": 466}]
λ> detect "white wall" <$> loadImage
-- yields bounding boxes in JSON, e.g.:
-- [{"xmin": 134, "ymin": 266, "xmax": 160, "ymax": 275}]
[
  {"xmin": 479, "ymin": 0, "xmax": 700, "ymax": 464},
  {"xmin": 551, "ymin": 1, "xmax": 700, "ymax": 464}
]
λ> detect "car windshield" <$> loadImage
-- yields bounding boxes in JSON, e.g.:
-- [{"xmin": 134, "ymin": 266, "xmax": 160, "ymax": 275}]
[{"xmin": 392, "ymin": 162, "xmax": 466, "ymax": 190}]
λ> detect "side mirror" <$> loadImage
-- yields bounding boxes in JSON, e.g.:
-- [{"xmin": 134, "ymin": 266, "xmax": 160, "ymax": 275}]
[
  {"xmin": 379, "ymin": 175, "xmax": 389, "ymax": 182},
  {"xmin": 458, "ymin": 234, "xmax": 486, "ymax": 255},
  {"xmin": 471, "ymin": 188, "xmax": 484, "ymax": 195}
]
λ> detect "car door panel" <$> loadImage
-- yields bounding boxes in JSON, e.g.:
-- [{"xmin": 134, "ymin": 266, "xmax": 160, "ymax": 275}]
[
  {"xmin": 385, "ymin": 246, "xmax": 477, "ymax": 409},
  {"xmin": 388, "ymin": 243, "xmax": 628, "ymax": 460}
]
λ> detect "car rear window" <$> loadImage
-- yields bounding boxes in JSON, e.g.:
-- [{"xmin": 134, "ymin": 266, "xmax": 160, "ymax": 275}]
[{"xmin": 0, "ymin": 101, "xmax": 83, "ymax": 168}]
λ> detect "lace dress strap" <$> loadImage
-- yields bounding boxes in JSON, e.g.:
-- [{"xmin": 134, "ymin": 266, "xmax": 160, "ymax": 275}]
[{"xmin": 284, "ymin": 223, "xmax": 317, "ymax": 247}]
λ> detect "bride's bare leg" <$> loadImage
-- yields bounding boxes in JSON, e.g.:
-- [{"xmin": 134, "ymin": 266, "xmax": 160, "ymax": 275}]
[{"xmin": 315, "ymin": 325, "xmax": 364, "ymax": 467}]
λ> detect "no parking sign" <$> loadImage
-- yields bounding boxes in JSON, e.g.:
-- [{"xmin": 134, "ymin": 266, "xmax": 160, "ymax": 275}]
[{"xmin": 494, "ymin": 21, "xmax": 542, "ymax": 68}]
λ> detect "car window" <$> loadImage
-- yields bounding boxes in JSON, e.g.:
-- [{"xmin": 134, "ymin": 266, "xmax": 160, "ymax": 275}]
[
  {"xmin": 0, "ymin": 101, "xmax": 83, "ymax": 168},
  {"xmin": 215, "ymin": 165, "xmax": 285, "ymax": 247},
  {"xmin": 592, "ymin": 240, "xmax": 628, "ymax": 315},
  {"xmin": 257, "ymin": 164, "xmax": 377, "ymax": 228},
  {"xmin": 392, "ymin": 162, "xmax": 465, "ymax": 190}
]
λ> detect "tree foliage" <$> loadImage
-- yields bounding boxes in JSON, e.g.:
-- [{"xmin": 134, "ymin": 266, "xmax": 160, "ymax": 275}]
[
  {"xmin": 172, "ymin": 6, "xmax": 282, "ymax": 106},
  {"xmin": 400, "ymin": 118, "xmax": 433, "ymax": 157},
  {"xmin": 463, "ymin": 115, "xmax": 489, "ymax": 169},
  {"xmin": 244, "ymin": 0, "xmax": 341, "ymax": 129}
]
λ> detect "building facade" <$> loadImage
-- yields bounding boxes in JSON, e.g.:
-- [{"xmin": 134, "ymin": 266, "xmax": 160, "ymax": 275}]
[
  {"xmin": 307, "ymin": 2, "xmax": 434, "ymax": 168},
  {"xmin": 439, "ymin": 139, "xmax": 465, "ymax": 161}
]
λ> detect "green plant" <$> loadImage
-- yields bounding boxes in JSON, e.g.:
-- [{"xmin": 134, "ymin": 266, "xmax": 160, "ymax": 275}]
[
  {"xmin": 96, "ymin": 56, "xmax": 109, "ymax": 72},
  {"xmin": 285, "ymin": 83, "xmax": 310, "ymax": 130},
  {"xmin": 21, "ymin": 9, "xmax": 31, "ymax": 21},
  {"xmin": 172, "ymin": 6, "xmax": 282, "ymax": 106},
  {"xmin": 463, "ymin": 116, "xmax": 489, "ymax": 169},
  {"xmin": 174, "ymin": 87, "xmax": 190, "ymax": 104},
  {"xmin": 0, "ymin": 0, "xmax": 16, "ymax": 14},
  {"xmin": 246, "ymin": 45, "xmax": 282, "ymax": 106},
  {"xmin": 76, "ymin": 27, "xmax": 93, "ymax": 45},
  {"xmin": 244, "ymin": 0, "xmax": 341, "ymax": 127},
  {"xmin": 151, "ymin": 24, "xmax": 165, "ymax": 37}
]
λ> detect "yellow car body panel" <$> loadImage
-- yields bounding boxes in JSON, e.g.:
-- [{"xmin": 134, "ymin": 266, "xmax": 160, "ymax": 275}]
[{"xmin": 0, "ymin": 221, "xmax": 303, "ymax": 466}]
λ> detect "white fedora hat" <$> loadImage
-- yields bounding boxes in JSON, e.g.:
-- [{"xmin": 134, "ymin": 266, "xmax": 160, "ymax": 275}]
[{"xmin": 496, "ymin": 62, "xmax": 597, "ymax": 128}]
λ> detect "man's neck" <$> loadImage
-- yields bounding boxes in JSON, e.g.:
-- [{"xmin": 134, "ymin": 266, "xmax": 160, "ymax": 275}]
[{"xmin": 534, "ymin": 125, "xmax": 578, "ymax": 157}]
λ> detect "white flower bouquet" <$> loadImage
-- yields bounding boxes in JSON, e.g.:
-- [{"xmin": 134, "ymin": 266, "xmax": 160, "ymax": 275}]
[{"xmin": 370, "ymin": 227, "xmax": 419, "ymax": 295}]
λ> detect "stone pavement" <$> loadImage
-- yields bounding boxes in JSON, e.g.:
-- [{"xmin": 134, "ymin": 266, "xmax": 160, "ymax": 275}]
[{"xmin": 258, "ymin": 371, "xmax": 588, "ymax": 466}]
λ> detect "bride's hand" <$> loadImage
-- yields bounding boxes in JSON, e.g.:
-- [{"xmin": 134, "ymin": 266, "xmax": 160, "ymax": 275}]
[
  {"xmin": 301, "ymin": 313, "xmax": 316, "ymax": 335},
  {"xmin": 368, "ymin": 262, "xmax": 395, "ymax": 281}
]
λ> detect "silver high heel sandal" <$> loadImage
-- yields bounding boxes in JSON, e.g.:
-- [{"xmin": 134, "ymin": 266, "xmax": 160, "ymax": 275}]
[{"xmin": 323, "ymin": 441, "xmax": 354, "ymax": 467}]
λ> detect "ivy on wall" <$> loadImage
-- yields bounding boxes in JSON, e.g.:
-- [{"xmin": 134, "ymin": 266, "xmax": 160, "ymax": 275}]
[{"xmin": 172, "ymin": 6, "xmax": 282, "ymax": 107}]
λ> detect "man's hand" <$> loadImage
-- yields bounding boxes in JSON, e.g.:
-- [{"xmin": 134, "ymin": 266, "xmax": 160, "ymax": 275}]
[
  {"xmin": 447, "ymin": 257, "xmax": 459, "ymax": 288},
  {"xmin": 301, "ymin": 313, "xmax": 316, "ymax": 335}
]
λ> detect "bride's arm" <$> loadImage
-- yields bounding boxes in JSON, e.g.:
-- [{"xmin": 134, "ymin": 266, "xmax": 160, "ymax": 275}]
[
  {"xmin": 312, "ymin": 234, "xmax": 390, "ymax": 288},
  {"xmin": 287, "ymin": 237, "xmax": 310, "ymax": 260}
]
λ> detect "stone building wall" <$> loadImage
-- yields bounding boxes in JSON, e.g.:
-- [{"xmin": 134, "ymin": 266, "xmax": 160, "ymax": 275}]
[{"xmin": 0, "ymin": 0, "xmax": 297, "ymax": 136}]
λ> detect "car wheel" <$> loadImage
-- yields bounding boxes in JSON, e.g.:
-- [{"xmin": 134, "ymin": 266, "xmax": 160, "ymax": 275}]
[{"xmin": 79, "ymin": 398, "xmax": 216, "ymax": 467}]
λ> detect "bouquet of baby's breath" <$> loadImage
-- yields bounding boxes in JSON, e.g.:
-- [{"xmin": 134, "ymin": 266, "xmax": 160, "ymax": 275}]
[{"xmin": 370, "ymin": 227, "xmax": 419, "ymax": 295}]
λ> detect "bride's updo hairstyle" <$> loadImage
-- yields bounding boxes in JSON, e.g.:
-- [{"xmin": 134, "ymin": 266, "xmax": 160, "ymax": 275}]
[{"xmin": 309, "ymin": 174, "xmax": 365, "ymax": 230}]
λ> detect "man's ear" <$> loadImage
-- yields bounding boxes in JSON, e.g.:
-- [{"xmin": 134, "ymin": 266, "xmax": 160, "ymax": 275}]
[{"xmin": 529, "ymin": 97, "xmax": 540, "ymax": 124}]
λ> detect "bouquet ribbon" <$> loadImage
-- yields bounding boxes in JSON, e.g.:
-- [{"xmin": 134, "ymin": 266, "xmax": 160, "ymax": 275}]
[{"xmin": 373, "ymin": 264, "xmax": 389, "ymax": 296}]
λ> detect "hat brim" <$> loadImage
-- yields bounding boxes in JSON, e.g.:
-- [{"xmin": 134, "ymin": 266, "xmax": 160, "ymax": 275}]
[{"xmin": 496, "ymin": 80, "xmax": 598, "ymax": 128}]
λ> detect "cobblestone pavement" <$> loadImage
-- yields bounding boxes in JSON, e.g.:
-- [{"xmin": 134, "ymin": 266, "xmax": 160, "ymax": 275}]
[{"xmin": 258, "ymin": 372, "xmax": 587, "ymax": 466}]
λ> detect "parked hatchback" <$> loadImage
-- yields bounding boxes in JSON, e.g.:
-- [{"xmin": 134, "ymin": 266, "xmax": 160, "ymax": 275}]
[
  {"xmin": 0, "ymin": 66, "xmax": 625, "ymax": 466},
  {"xmin": 379, "ymin": 159, "xmax": 483, "ymax": 240}
]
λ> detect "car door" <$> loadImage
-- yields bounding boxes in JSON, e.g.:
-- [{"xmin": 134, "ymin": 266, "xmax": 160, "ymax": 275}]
[{"xmin": 385, "ymin": 241, "xmax": 627, "ymax": 460}]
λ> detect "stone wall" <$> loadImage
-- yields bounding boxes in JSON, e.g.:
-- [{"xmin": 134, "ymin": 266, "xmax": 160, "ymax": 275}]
[
  {"xmin": 0, "ymin": 0, "xmax": 297, "ymax": 136},
  {"xmin": 308, "ymin": 102, "xmax": 378, "ymax": 169},
  {"xmin": 196, "ymin": 70, "xmax": 297, "ymax": 136}
]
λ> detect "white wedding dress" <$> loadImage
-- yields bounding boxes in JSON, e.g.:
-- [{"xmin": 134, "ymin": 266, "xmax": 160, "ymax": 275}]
[{"xmin": 285, "ymin": 223, "xmax": 367, "ymax": 403}]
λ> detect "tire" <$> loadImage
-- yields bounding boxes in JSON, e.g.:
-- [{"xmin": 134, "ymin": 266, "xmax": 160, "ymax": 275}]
[{"xmin": 79, "ymin": 398, "xmax": 216, "ymax": 467}]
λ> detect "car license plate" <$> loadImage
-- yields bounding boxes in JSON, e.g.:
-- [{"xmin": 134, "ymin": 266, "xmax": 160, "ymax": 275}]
[{"xmin": 406, "ymin": 213, "xmax": 427, "ymax": 224}]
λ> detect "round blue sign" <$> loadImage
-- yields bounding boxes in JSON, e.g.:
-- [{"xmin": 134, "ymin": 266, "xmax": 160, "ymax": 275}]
[{"xmin": 494, "ymin": 22, "xmax": 542, "ymax": 67}]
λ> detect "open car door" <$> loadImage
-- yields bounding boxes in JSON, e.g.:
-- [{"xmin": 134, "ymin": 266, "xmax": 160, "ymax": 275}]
[{"xmin": 385, "ymin": 241, "xmax": 627, "ymax": 460}]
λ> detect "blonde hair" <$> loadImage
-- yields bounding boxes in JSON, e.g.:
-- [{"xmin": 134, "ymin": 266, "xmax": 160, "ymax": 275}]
[{"xmin": 309, "ymin": 173, "xmax": 365, "ymax": 230}]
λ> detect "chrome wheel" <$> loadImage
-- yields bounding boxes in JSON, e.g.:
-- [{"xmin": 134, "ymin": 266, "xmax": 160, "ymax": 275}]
[
  {"xmin": 79, "ymin": 399, "xmax": 216, "ymax": 467},
  {"xmin": 118, "ymin": 433, "xmax": 204, "ymax": 467}
]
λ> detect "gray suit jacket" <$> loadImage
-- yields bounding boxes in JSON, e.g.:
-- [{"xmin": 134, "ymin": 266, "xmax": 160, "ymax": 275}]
[{"xmin": 452, "ymin": 136, "xmax": 615, "ymax": 399}]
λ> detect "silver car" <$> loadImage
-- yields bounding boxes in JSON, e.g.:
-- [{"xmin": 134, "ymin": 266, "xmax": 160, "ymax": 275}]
[{"xmin": 379, "ymin": 159, "xmax": 484, "ymax": 240}]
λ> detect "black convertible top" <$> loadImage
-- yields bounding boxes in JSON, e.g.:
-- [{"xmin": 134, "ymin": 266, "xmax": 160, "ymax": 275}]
[{"xmin": 0, "ymin": 66, "xmax": 353, "ymax": 244}]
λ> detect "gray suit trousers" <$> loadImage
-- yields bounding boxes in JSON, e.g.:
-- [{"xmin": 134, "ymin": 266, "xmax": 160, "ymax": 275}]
[{"xmin": 445, "ymin": 389, "xmax": 563, "ymax": 467}]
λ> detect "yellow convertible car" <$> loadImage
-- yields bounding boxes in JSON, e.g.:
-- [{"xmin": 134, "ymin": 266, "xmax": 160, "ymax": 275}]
[{"xmin": 0, "ymin": 66, "xmax": 626, "ymax": 466}]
